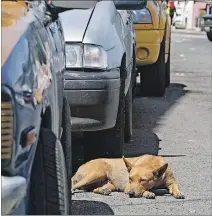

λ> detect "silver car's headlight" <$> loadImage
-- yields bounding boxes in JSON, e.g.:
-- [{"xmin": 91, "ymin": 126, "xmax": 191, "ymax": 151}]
[
  {"xmin": 66, "ymin": 44, "xmax": 83, "ymax": 68},
  {"xmin": 66, "ymin": 44, "xmax": 107, "ymax": 69},
  {"xmin": 132, "ymin": 8, "xmax": 152, "ymax": 24},
  {"xmin": 83, "ymin": 45, "xmax": 107, "ymax": 69}
]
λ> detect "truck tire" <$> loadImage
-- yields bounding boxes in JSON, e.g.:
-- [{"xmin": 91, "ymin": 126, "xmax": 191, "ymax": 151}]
[
  {"xmin": 139, "ymin": 36, "xmax": 166, "ymax": 97},
  {"xmin": 207, "ymin": 32, "xmax": 212, "ymax": 42},
  {"xmin": 165, "ymin": 40, "xmax": 171, "ymax": 87},
  {"xmin": 61, "ymin": 97, "xmax": 72, "ymax": 213},
  {"xmin": 84, "ymin": 64, "xmax": 126, "ymax": 160},
  {"xmin": 124, "ymin": 79, "xmax": 132, "ymax": 142},
  {"xmin": 29, "ymin": 128, "xmax": 69, "ymax": 215}
]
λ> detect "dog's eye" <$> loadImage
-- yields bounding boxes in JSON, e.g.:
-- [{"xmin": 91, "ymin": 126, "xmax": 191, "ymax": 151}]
[{"xmin": 140, "ymin": 178, "xmax": 147, "ymax": 182}]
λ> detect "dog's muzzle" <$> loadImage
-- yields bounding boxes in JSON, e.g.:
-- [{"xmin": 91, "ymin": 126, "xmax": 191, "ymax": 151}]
[{"xmin": 128, "ymin": 190, "xmax": 136, "ymax": 198}]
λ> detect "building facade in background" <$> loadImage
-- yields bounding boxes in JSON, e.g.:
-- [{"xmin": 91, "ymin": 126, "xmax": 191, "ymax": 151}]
[{"xmin": 172, "ymin": 0, "xmax": 211, "ymax": 29}]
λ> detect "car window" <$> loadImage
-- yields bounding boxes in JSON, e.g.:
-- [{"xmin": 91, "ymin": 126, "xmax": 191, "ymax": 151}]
[{"xmin": 131, "ymin": 10, "xmax": 147, "ymax": 23}]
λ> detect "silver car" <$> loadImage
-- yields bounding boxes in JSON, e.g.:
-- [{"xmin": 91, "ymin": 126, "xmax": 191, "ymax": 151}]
[{"xmin": 54, "ymin": 0, "xmax": 147, "ymax": 159}]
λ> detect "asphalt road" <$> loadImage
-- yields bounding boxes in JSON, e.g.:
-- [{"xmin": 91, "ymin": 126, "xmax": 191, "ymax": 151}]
[{"xmin": 71, "ymin": 31, "xmax": 212, "ymax": 215}]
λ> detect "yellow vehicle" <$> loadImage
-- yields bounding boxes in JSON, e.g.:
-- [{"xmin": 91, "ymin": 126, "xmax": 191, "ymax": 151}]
[{"xmin": 132, "ymin": 0, "xmax": 171, "ymax": 96}]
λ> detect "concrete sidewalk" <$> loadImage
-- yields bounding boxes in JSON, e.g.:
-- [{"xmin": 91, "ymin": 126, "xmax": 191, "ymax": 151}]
[{"xmin": 172, "ymin": 27, "xmax": 205, "ymax": 35}]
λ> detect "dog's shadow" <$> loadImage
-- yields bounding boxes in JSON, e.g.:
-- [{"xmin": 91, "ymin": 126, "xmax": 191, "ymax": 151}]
[
  {"xmin": 72, "ymin": 200, "xmax": 114, "ymax": 215},
  {"xmin": 151, "ymin": 189, "xmax": 170, "ymax": 196}
]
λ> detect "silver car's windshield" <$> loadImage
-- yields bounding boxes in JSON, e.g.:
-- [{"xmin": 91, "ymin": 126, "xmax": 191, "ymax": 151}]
[{"xmin": 131, "ymin": 10, "xmax": 143, "ymax": 23}]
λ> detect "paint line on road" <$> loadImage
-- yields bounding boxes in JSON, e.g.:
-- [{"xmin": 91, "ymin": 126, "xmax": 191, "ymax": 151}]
[
  {"xmin": 175, "ymin": 73, "xmax": 185, "ymax": 76},
  {"xmin": 173, "ymin": 34, "xmax": 206, "ymax": 39}
]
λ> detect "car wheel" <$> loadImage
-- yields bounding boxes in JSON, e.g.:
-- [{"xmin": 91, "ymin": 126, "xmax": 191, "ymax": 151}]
[
  {"xmin": 139, "ymin": 36, "xmax": 166, "ymax": 97},
  {"xmin": 165, "ymin": 41, "xmax": 171, "ymax": 87},
  {"xmin": 124, "ymin": 79, "xmax": 133, "ymax": 143},
  {"xmin": 207, "ymin": 32, "xmax": 212, "ymax": 42},
  {"xmin": 84, "ymin": 64, "xmax": 125, "ymax": 160},
  {"xmin": 29, "ymin": 128, "xmax": 69, "ymax": 215},
  {"xmin": 61, "ymin": 97, "xmax": 72, "ymax": 213}
]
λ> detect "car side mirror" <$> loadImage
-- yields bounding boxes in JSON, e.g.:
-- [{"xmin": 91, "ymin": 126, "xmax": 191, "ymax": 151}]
[{"xmin": 114, "ymin": 0, "xmax": 147, "ymax": 10}]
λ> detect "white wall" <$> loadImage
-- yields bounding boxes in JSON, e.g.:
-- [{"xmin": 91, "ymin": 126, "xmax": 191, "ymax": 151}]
[{"xmin": 185, "ymin": 1, "xmax": 194, "ymax": 29}]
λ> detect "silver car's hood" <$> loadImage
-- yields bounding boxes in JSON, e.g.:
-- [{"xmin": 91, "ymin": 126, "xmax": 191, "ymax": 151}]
[
  {"xmin": 82, "ymin": 1, "xmax": 117, "ymax": 51},
  {"xmin": 59, "ymin": 8, "xmax": 94, "ymax": 42}
]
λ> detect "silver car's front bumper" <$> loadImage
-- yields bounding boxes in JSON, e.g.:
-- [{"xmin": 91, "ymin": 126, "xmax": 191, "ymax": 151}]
[{"xmin": 1, "ymin": 176, "xmax": 27, "ymax": 215}]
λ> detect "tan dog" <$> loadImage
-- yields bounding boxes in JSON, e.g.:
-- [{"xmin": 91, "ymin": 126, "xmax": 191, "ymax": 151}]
[{"xmin": 72, "ymin": 154, "xmax": 185, "ymax": 199}]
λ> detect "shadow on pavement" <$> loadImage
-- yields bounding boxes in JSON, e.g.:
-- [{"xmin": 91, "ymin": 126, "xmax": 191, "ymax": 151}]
[
  {"xmin": 71, "ymin": 83, "xmax": 189, "ymax": 172},
  {"xmin": 72, "ymin": 200, "xmax": 114, "ymax": 215},
  {"xmin": 124, "ymin": 83, "xmax": 189, "ymax": 157}
]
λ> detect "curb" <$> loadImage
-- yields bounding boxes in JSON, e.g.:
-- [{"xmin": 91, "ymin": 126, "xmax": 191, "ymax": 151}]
[{"xmin": 172, "ymin": 29, "xmax": 205, "ymax": 35}]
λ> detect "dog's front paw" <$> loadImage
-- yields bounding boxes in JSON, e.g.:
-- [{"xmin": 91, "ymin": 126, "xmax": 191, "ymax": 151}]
[
  {"xmin": 93, "ymin": 187, "xmax": 112, "ymax": 196},
  {"xmin": 143, "ymin": 191, "xmax": 156, "ymax": 199},
  {"xmin": 102, "ymin": 188, "xmax": 112, "ymax": 196},
  {"xmin": 173, "ymin": 192, "xmax": 185, "ymax": 199}
]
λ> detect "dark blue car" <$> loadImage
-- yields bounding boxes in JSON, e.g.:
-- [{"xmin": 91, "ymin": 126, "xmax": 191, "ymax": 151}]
[{"xmin": 1, "ymin": 0, "xmax": 72, "ymax": 214}]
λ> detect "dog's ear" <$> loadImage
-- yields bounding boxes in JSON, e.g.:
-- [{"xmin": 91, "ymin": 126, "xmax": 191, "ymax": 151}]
[
  {"xmin": 123, "ymin": 156, "xmax": 133, "ymax": 172},
  {"xmin": 153, "ymin": 163, "xmax": 168, "ymax": 179}
]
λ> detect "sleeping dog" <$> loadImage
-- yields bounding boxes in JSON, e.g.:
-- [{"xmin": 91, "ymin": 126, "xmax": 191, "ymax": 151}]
[{"xmin": 72, "ymin": 154, "xmax": 185, "ymax": 199}]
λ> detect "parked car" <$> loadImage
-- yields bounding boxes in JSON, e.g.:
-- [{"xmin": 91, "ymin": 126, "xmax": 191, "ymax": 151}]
[
  {"xmin": 174, "ymin": 1, "xmax": 187, "ymax": 29},
  {"xmin": 57, "ymin": 0, "xmax": 147, "ymax": 159},
  {"xmin": 1, "ymin": 0, "xmax": 72, "ymax": 214},
  {"xmin": 203, "ymin": 14, "xmax": 212, "ymax": 42},
  {"xmin": 132, "ymin": 0, "xmax": 171, "ymax": 97},
  {"xmin": 202, "ymin": 2, "xmax": 212, "ymax": 42}
]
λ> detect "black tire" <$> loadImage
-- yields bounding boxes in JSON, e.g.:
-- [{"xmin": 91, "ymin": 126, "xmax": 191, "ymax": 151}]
[
  {"xmin": 84, "ymin": 64, "xmax": 125, "ymax": 160},
  {"xmin": 29, "ymin": 128, "xmax": 69, "ymax": 215},
  {"xmin": 61, "ymin": 97, "xmax": 72, "ymax": 213},
  {"xmin": 165, "ymin": 40, "xmax": 171, "ymax": 87},
  {"xmin": 207, "ymin": 32, "xmax": 212, "ymax": 42},
  {"xmin": 139, "ymin": 36, "xmax": 166, "ymax": 97},
  {"xmin": 124, "ymin": 79, "xmax": 132, "ymax": 143}
]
